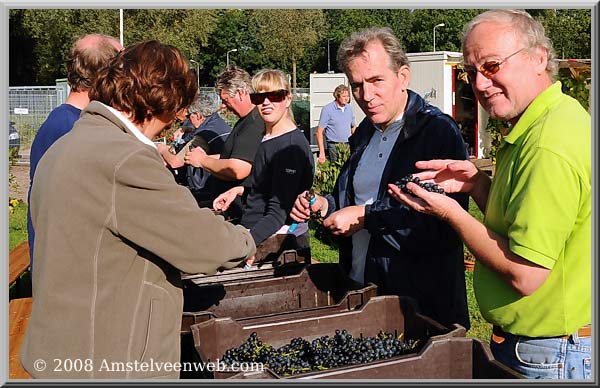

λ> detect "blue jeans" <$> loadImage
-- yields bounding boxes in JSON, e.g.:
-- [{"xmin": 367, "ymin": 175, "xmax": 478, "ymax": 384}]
[{"xmin": 491, "ymin": 330, "xmax": 592, "ymax": 379}]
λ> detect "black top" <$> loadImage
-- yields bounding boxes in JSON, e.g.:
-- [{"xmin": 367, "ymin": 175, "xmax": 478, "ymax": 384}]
[
  {"xmin": 211, "ymin": 107, "xmax": 265, "ymax": 197},
  {"xmin": 241, "ymin": 128, "xmax": 314, "ymax": 246}
]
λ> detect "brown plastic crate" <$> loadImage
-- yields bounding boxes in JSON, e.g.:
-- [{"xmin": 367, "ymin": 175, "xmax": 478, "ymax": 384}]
[
  {"xmin": 190, "ymin": 295, "xmax": 466, "ymax": 378},
  {"xmin": 228, "ymin": 337, "xmax": 523, "ymax": 379},
  {"xmin": 181, "ymin": 263, "xmax": 376, "ymax": 334},
  {"xmin": 181, "ymin": 249, "xmax": 306, "ymax": 287}
]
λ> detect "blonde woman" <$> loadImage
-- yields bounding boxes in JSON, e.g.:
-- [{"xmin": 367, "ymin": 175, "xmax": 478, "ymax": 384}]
[{"xmin": 214, "ymin": 69, "xmax": 314, "ymax": 266}]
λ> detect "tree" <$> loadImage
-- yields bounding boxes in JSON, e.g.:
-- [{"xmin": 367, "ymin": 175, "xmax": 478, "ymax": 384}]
[
  {"xmin": 249, "ymin": 9, "xmax": 326, "ymax": 89},
  {"xmin": 20, "ymin": 9, "xmax": 120, "ymax": 84},
  {"xmin": 537, "ymin": 9, "xmax": 591, "ymax": 59},
  {"xmin": 123, "ymin": 9, "xmax": 217, "ymax": 61}
]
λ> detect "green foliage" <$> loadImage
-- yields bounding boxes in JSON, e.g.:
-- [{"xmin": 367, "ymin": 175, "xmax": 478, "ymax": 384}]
[
  {"xmin": 9, "ymin": 8, "xmax": 593, "ymax": 89},
  {"xmin": 124, "ymin": 9, "xmax": 217, "ymax": 60},
  {"xmin": 20, "ymin": 9, "xmax": 121, "ymax": 84},
  {"xmin": 464, "ymin": 270, "xmax": 492, "ymax": 342},
  {"xmin": 559, "ymin": 67, "xmax": 591, "ymax": 112},
  {"xmin": 311, "ymin": 143, "xmax": 350, "ymax": 196},
  {"xmin": 249, "ymin": 9, "xmax": 326, "ymax": 89},
  {"xmin": 309, "ymin": 227, "xmax": 339, "ymax": 264},
  {"xmin": 483, "ymin": 118, "xmax": 505, "ymax": 164},
  {"xmin": 9, "ymin": 202, "xmax": 28, "ymax": 250},
  {"xmin": 309, "ymin": 143, "xmax": 350, "ymax": 247},
  {"xmin": 291, "ymin": 100, "xmax": 310, "ymax": 133}
]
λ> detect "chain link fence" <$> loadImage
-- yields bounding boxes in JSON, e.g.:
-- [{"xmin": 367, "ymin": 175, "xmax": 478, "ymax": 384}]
[
  {"xmin": 8, "ymin": 86, "xmax": 312, "ymax": 152},
  {"xmin": 8, "ymin": 86, "xmax": 66, "ymax": 151}
]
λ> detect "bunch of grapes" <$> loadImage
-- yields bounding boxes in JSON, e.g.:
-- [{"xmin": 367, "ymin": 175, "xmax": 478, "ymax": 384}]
[
  {"xmin": 221, "ymin": 329, "xmax": 420, "ymax": 377},
  {"xmin": 393, "ymin": 174, "xmax": 445, "ymax": 195}
]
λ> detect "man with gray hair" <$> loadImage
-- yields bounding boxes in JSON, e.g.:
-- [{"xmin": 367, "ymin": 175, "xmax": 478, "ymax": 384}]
[
  {"xmin": 28, "ymin": 33, "xmax": 122, "ymax": 269},
  {"xmin": 389, "ymin": 9, "xmax": 591, "ymax": 379},
  {"xmin": 291, "ymin": 27, "xmax": 470, "ymax": 330},
  {"xmin": 185, "ymin": 65, "xmax": 265, "ymax": 218},
  {"xmin": 157, "ymin": 94, "xmax": 231, "ymax": 204},
  {"xmin": 316, "ymin": 84, "xmax": 356, "ymax": 164}
]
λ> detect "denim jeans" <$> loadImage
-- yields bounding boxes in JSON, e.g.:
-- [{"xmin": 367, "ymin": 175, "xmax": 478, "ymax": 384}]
[{"xmin": 490, "ymin": 330, "xmax": 592, "ymax": 379}]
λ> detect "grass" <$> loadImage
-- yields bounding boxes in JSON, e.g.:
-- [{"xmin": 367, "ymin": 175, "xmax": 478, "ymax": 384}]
[{"xmin": 9, "ymin": 202, "xmax": 28, "ymax": 250}]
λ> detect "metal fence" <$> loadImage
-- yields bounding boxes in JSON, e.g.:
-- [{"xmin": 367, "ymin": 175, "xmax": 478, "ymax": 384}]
[
  {"xmin": 8, "ymin": 86, "xmax": 311, "ymax": 151},
  {"xmin": 8, "ymin": 86, "xmax": 66, "ymax": 150}
]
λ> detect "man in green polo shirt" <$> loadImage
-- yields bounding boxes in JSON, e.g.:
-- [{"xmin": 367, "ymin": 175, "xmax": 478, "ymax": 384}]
[{"xmin": 387, "ymin": 9, "xmax": 591, "ymax": 380}]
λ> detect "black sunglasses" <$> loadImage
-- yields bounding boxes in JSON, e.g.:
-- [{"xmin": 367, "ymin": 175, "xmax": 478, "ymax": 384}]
[
  {"xmin": 250, "ymin": 89, "xmax": 288, "ymax": 105},
  {"xmin": 464, "ymin": 47, "xmax": 526, "ymax": 82}
]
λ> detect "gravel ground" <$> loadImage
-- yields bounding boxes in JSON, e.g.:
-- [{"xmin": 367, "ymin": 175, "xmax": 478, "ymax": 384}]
[{"xmin": 9, "ymin": 164, "xmax": 30, "ymax": 204}]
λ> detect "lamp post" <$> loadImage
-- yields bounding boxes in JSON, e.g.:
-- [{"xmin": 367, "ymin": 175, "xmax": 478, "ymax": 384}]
[
  {"xmin": 190, "ymin": 59, "xmax": 200, "ymax": 91},
  {"xmin": 433, "ymin": 23, "xmax": 445, "ymax": 52},
  {"xmin": 226, "ymin": 48, "xmax": 238, "ymax": 67},
  {"xmin": 327, "ymin": 38, "xmax": 334, "ymax": 73}
]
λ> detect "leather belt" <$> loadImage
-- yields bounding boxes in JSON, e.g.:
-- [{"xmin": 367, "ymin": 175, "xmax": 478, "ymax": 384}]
[
  {"xmin": 492, "ymin": 325, "xmax": 591, "ymax": 344},
  {"xmin": 327, "ymin": 141, "xmax": 348, "ymax": 145}
]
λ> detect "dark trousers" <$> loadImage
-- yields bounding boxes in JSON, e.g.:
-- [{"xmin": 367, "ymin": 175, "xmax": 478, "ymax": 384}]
[{"xmin": 326, "ymin": 141, "xmax": 348, "ymax": 163}]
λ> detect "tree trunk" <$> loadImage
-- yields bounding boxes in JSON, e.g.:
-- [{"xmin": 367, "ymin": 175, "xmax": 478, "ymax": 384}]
[{"xmin": 292, "ymin": 58, "xmax": 297, "ymax": 91}]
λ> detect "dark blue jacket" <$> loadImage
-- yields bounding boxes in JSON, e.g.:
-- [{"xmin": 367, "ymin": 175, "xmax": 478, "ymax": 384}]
[
  {"xmin": 186, "ymin": 112, "xmax": 231, "ymax": 193},
  {"xmin": 326, "ymin": 90, "xmax": 470, "ymax": 329}
]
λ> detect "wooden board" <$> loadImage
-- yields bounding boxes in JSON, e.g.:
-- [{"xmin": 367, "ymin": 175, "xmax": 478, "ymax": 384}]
[
  {"xmin": 9, "ymin": 242, "xmax": 30, "ymax": 286},
  {"xmin": 9, "ymin": 297, "xmax": 33, "ymax": 379}
]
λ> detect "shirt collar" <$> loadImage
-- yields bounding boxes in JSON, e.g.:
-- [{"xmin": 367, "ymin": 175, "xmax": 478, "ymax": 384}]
[
  {"xmin": 504, "ymin": 81, "xmax": 563, "ymax": 144},
  {"xmin": 373, "ymin": 112, "xmax": 405, "ymax": 133},
  {"xmin": 103, "ymin": 103, "xmax": 157, "ymax": 149}
]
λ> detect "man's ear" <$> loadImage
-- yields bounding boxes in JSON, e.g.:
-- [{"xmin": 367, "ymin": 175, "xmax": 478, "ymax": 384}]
[
  {"xmin": 397, "ymin": 65, "xmax": 411, "ymax": 90},
  {"xmin": 532, "ymin": 46, "xmax": 549, "ymax": 76}
]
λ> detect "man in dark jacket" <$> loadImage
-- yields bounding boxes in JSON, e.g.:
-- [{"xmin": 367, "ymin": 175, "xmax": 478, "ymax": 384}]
[
  {"xmin": 291, "ymin": 27, "xmax": 470, "ymax": 330},
  {"xmin": 157, "ymin": 95, "xmax": 231, "ymax": 204}
]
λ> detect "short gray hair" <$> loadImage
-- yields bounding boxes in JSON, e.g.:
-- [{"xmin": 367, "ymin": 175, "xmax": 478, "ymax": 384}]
[
  {"xmin": 214, "ymin": 65, "xmax": 253, "ymax": 97},
  {"xmin": 337, "ymin": 27, "xmax": 409, "ymax": 74},
  {"xmin": 187, "ymin": 94, "xmax": 217, "ymax": 118},
  {"xmin": 461, "ymin": 9, "xmax": 558, "ymax": 81}
]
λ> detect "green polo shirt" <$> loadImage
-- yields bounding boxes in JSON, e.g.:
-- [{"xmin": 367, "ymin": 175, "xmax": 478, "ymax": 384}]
[{"xmin": 474, "ymin": 81, "xmax": 591, "ymax": 337}]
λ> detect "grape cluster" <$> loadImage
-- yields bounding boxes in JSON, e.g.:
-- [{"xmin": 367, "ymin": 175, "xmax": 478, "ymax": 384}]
[
  {"xmin": 393, "ymin": 174, "xmax": 445, "ymax": 195},
  {"xmin": 221, "ymin": 329, "xmax": 420, "ymax": 376}
]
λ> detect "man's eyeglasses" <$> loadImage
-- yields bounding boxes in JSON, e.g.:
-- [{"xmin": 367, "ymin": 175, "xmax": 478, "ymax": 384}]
[
  {"xmin": 464, "ymin": 47, "xmax": 526, "ymax": 82},
  {"xmin": 250, "ymin": 89, "xmax": 288, "ymax": 105}
]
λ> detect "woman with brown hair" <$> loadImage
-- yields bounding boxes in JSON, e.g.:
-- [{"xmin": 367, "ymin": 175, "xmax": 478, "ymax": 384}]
[
  {"xmin": 21, "ymin": 40, "xmax": 255, "ymax": 379},
  {"xmin": 213, "ymin": 69, "xmax": 314, "ymax": 267}
]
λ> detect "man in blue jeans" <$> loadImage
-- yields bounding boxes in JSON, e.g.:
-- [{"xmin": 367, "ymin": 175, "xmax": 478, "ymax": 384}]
[
  {"xmin": 316, "ymin": 84, "xmax": 356, "ymax": 164},
  {"xmin": 27, "ymin": 34, "xmax": 122, "ymax": 270},
  {"xmin": 389, "ymin": 9, "xmax": 591, "ymax": 379}
]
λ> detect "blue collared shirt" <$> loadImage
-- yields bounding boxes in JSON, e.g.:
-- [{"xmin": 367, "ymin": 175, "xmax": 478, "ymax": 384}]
[{"xmin": 318, "ymin": 100, "xmax": 355, "ymax": 143}]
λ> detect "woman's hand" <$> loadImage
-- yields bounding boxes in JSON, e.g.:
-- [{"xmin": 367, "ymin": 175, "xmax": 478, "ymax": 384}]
[
  {"xmin": 213, "ymin": 186, "xmax": 244, "ymax": 212},
  {"xmin": 290, "ymin": 191, "xmax": 327, "ymax": 223}
]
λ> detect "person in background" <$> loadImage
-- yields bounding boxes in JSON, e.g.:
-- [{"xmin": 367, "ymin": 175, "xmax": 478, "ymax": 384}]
[
  {"xmin": 184, "ymin": 65, "xmax": 264, "ymax": 219},
  {"xmin": 290, "ymin": 27, "xmax": 470, "ymax": 330},
  {"xmin": 157, "ymin": 94, "xmax": 231, "ymax": 204},
  {"xmin": 388, "ymin": 9, "xmax": 591, "ymax": 380},
  {"xmin": 316, "ymin": 84, "xmax": 356, "ymax": 164},
  {"xmin": 20, "ymin": 40, "xmax": 255, "ymax": 379},
  {"xmin": 27, "ymin": 33, "xmax": 123, "ymax": 269},
  {"xmin": 214, "ymin": 69, "xmax": 314, "ymax": 268}
]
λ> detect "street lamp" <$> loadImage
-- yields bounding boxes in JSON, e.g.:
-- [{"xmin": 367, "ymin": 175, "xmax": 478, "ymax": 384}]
[
  {"xmin": 189, "ymin": 60, "xmax": 200, "ymax": 90},
  {"xmin": 433, "ymin": 23, "xmax": 445, "ymax": 52},
  {"xmin": 226, "ymin": 48, "xmax": 238, "ymax": 67},
  {"xmin": 327, "ymin": 38, "xmax": 334, "ymax": 73}
]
